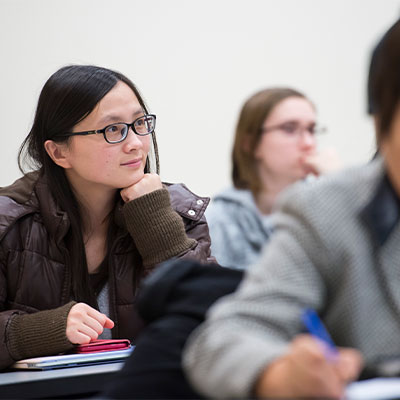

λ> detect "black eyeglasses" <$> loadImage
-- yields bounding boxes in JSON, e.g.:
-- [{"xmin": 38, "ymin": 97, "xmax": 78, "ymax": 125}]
[{"xmin": 57, "ymin": 114, "xmax": 156, "ymax": 144}]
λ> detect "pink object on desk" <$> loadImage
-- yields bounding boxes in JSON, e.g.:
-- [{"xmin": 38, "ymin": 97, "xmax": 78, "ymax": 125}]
[{"xmin": 71, "ymin": 339, "xmax": 131, "ymax": 354}]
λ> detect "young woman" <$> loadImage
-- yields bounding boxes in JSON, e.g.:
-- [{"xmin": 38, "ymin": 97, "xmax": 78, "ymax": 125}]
[
  {"xmin": 0, "ymin": 65, "xmax": 213, "ymax": 370},
  {"xmin": 206, "ymin": 88, "xmax": 340, "ymax": 269}
]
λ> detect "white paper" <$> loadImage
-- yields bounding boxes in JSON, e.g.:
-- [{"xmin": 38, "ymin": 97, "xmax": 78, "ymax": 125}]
[{"xmin": 346, "ymin": 378, "xmax": 400, "ymax": 400}]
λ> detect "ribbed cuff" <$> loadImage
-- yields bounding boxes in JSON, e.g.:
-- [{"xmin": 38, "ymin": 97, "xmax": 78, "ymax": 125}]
[
  {"xmin": 7, "ymin": 301, "xmax": 76, "ymax": 360},
  {"xmin": 123, "ymin": 188, "xmax": 195, "ymax": 266}
]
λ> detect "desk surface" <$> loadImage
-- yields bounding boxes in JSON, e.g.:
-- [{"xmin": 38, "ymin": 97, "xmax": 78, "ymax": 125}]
[{"xmin": 0, "ymin": 362, "xmax": 124, "ymax": 399}]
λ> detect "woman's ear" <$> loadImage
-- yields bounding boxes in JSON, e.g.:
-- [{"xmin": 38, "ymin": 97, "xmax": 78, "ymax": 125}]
[{"xmin": 44, "ymin": 140, "xmax": 71, "ymax": 168}]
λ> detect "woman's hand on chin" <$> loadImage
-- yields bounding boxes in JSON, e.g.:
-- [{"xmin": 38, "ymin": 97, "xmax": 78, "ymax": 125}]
[
  {"xmin": 120, "ymin": 173, "xmax": 163, "ymax": 202},
  {"xmin": 302, "ymin": 147, "xmax": 342, "ymax": 177}
]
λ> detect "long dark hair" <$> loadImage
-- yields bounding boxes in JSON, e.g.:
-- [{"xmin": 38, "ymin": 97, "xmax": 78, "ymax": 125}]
[{"xmin": 18, "ymin": 65, "xmax": 160, "ymax": 304}]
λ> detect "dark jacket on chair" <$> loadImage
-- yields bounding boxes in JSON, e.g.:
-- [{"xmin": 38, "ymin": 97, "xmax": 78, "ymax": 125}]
[{"xmin": 102, "ymin": 259, "xmax": 243, "ymax": 399}]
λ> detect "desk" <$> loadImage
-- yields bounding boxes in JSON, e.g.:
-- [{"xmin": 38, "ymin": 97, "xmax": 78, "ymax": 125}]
[{"xmin": 0, "ymin": 362, "xmax": 124, "ymax": 399}]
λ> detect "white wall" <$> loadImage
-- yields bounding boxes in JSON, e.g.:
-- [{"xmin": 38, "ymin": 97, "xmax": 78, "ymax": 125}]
[{"xmin": 0, "ymin": 0, "xmax": 399, "ymax": 197}]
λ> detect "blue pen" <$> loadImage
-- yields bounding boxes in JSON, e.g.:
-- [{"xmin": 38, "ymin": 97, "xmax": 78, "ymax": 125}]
[{"xmin": 301, "ymin": 308, "xmax": 338, "ymax": 358}]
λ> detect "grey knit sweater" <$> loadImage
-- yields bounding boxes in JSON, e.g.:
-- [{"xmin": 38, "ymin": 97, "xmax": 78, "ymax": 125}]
[{"xmin": 183, "ymin": 158, "xmax": 400, "ymax": 398}]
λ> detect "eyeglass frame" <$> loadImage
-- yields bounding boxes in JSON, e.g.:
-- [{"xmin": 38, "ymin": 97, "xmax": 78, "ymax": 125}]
[
  {"xmin": 260, "ymin": 121, "xmax": 327, "ymax": 137},
  {"xmin": 55, "ymin": 114, "xmax": 156, "ymax": 144}
]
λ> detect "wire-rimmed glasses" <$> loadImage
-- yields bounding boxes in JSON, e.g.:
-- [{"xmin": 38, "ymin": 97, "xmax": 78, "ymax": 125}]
[{"xmin": 261, "ymin": 122, "xmax": 327, "ymax": 138}]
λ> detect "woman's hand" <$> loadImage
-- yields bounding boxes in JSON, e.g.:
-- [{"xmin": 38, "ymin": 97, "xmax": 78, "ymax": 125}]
[
  {"xmin": 120, "ymin": 173, "xmax": 163, "ymax": 203},
  {"xmin": 302, "ymin": 147, "xmax": 342, "ymax": 176},
  {"xmin": 66, "ymin": 303, "xmax": 114, "ymax": 344},
  {"xmin": 254, "ymin": 334, "xmax": 363, "ymax": 399}
]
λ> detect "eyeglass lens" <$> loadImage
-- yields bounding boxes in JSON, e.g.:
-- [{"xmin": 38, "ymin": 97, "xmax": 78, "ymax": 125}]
[{"xmin": 135, "ymin": 115, "xmax": 155, "ymax": 135}]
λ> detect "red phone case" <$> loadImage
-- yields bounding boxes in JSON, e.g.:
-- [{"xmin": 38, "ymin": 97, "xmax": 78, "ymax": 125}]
[{"xmin": 71, "ymin": 339, "xmax": 131, "ymax": 353}]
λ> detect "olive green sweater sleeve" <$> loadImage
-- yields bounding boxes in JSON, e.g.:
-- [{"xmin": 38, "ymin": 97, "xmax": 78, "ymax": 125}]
[
  {"xmin": 7, "ymin": 301, "xmax": 76, "ymax": 361},
  {"xmin": 123, "ymin": 188, "xmax": 196, "ymax": 267}
]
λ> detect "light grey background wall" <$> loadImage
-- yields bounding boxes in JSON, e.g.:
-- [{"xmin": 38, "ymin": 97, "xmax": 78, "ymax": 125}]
[{"xmin": 0, "ymin": 0, "xmax": 399, "ymax": 197}]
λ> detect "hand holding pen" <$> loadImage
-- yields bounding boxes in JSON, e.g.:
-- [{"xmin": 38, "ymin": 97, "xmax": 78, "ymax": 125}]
[
  {"xmin": 301, "ymin": 308, "xmax": 338, "ymax": 360},
  {"xmin": 254, "ymin": 309, "xmax": 363, "ymax": 399}
]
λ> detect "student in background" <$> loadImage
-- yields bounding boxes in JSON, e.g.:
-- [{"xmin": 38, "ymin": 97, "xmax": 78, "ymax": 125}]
[
  {"xmin": 207, "ymin": 88, "xmax": 340, "ymax": 269},
  {"xmin": 183, "ymin": 18, "xmax": 400, "ymax": 400},
  {"xmin": 0, "ymin": 65, "xmax": 213, "ymax": 370}
]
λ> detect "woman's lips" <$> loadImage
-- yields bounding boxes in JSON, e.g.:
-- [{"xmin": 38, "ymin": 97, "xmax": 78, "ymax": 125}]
[{"xmin": 121, "ymin": 158, "xmax": 142, "ymax": 167}]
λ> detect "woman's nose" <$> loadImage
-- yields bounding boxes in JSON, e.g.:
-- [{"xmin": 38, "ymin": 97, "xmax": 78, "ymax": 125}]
[
  {"xmin": 123, "ymin": 127, "xmax": 144, "ymax": 151},
  {"xmin": 299, "ymin": 131, "xmax": 316, "ymax": 149}
]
